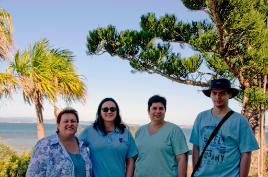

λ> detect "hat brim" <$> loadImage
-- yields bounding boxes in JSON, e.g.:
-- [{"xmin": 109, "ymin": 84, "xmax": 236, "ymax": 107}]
[{"xmin": 202, "ymin": 88, "xmax": 239, "ymax": 99}]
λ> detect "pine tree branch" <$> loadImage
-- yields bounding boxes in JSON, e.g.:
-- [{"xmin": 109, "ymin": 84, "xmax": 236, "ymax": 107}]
[
  {"xmin": 152, "ymin": 70, "xmax": 206, "ymax": 86},
  {"xmin": 208, "ymin": 0, "xmax": 225, "ymax": 54},
  {"xmin": 115, "ymin": 54, "xmax": 208, "ymax": 87},
  {"xmin": 224, "ymin": 55, "xmax": 250, "ymax": 89},
  {"xmin": 153, "ymin": 68, "xmax": 209, "ymax": 87},
  {"xmin": 208, "ymin": 0, "xmax": 247, "ymax": 86}
]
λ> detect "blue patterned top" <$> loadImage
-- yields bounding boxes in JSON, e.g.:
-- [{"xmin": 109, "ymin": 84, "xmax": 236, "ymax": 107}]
[{"xmin": 26, "ymin": 134, "xmax": 92, "ymax": 177}]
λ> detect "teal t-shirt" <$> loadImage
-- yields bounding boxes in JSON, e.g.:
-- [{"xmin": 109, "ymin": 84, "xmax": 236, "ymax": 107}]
[
  {"xmin": 190, "ymin": 109, "xmax": 259, "ymax": 177},
  {"xmin": 134, "ymin": 122, "xmax": 189, "ymax": 177},
  {"xmin": 79, "ymin": 125, "xmax": 138, "ymax": 177},
  {"xmin": 68, "ymin": 152, "xmax": 86, "ymax": 177}
]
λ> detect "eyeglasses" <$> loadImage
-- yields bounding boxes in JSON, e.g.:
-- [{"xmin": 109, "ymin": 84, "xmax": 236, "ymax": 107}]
[{"xmin": 101, "ymin": 107, "xmax": 117, "ymax": 112}]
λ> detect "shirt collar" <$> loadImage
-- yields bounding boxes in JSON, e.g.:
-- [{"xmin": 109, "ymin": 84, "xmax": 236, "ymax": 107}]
[
  {"xmin": 50, "ymin": 133, "xmax": 85, "ymax": 147},
  {"xmin": 50, "ymin": 134, "xmax": 60, "ymax": 145}
]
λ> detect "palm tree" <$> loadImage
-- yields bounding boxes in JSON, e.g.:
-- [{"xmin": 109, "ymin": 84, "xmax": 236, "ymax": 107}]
[
  {"xmin": 10, "ymin": 39, "xmax": 86, "ymax": 139},
  {"xmin": 0, "ymin": 7, "xmax": 13, "ymax": 60}
]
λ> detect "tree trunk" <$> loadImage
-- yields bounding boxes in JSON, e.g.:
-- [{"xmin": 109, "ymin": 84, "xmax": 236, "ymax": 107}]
[
  {"xmin": 53, "ymin": 103, "xmax": 60, "ymax": 121},
  {"xmin": 242, "ymin": 99, "xmax": 266, "ymax": 176},
  {"xmin": 259, "ymin": 108, "xmax": 266, "ymax": 177},
  {"xmin": 259, "ymin": 75, "xmax": 267, "ymax": 177},
  {"xmin": 35, "ymin": 102, "xmax": 45, "ymax": 140},
  {"xmin": 243, "ymin": 107, "xmax": 259, "ymax": 175},
  {"xmin": 252, "ymin": 108, "xmax": 266, "ymax": 177}
]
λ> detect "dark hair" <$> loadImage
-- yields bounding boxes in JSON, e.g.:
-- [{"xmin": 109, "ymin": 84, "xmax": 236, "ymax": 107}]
[
  {"xmin": 93, "ymin": 98, "xmax": 126, "ymax": 135},
  {"xmin": 148, "ymin": 95, "xmax": 167, "ymax": 111},
  {"xmin": 56, "ymin": 107, "xmax": 79, "ymax": 133}
]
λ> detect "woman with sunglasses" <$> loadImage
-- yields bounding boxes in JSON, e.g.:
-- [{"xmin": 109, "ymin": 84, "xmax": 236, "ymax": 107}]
[{"xmin": 79, "ymin": 98, "xmax": 138, "ymax": 177}]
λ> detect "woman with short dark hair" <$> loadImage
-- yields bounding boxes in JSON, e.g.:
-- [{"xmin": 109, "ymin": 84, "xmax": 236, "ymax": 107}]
[
  {"xmin": 27, "ymin": 107, "xmax": 92, "ymax": 177},
  {"xmin": 134, "ymin": 95, "xmax": 189, "ymax": 177}
]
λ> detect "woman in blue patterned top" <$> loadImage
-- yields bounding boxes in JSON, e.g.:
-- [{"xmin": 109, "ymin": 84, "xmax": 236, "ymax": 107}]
[
  {"xmin": 26, "ymin": 107, "xmax": 92, "ymax": 177},
  {"xmin": 80, "ymin": 98, "xmax": 138, "ymax": 177}
]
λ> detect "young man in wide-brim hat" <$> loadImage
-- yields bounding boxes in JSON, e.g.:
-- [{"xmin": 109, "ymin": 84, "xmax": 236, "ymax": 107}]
[{"xmin": 190, "ymin": 78, "xmax": 259, "ymax": 177}]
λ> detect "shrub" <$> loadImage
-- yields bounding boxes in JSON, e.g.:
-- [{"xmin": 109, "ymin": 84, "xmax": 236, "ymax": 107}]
[
  {"xmin": 0, "ymin": 144, "xmax": 31, "ymax": 177},
  {"xmin": 0, "ymin": 144, "xmax": 16, "ymax": 161}
]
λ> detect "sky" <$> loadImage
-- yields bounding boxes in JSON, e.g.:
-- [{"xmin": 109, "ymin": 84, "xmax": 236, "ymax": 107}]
[{"xmin": 0, "ymin": 0, "xmax": 244, "ymax": 126}]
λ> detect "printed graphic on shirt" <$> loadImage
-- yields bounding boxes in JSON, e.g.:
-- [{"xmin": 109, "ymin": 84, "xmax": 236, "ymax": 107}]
[{"xmin": 200, "ymin": 126, "xmax": 226, "ymax": 166}]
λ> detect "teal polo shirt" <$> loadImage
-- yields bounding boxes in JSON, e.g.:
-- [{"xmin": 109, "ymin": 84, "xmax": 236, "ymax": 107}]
[
  {"xmin": 134, "ymin": 122, "xmax": 189, "ymax": 177},
  {"xmin": 79, "ymin": 125, "xmax": 138, "ymax": 177}
]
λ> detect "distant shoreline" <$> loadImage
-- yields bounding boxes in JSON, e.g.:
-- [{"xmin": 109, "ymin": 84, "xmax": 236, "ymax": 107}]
[{"xmin": 0, "ymin": 120, "xmax": 194, "ymax": 128}]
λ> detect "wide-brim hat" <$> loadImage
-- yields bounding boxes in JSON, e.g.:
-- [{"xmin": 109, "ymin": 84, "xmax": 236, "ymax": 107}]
[{"xmin": 202, "ymin": 79, "xmax": 239, "ymax": 99}]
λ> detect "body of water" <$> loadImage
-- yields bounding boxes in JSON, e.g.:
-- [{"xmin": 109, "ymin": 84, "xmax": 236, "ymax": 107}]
[
  {"xmin": 0, "ymin": 123, "xmax": 89, "ymax": 152},
  {"xmin": 0, "ymin": 123, "xmax": 264, "ymax": 153}
]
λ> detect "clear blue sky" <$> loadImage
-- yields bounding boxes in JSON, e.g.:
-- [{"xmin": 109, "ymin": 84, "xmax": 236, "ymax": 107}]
[{"xmin": 0, "ymin": 0, "xmax": 243, "ymax": 125}]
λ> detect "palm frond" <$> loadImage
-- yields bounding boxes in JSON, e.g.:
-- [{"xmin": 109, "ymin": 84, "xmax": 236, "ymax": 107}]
[
  {"xmin": 0, "ymin": 72, "xmax": 16, "ymax": 98},
  {"xmin": 0, "ymin": 8, "xmax": 13, "ymax": 60},
  {"xmin": 11, "ymin": 39, "xmax": 86, "ymax": 106}
]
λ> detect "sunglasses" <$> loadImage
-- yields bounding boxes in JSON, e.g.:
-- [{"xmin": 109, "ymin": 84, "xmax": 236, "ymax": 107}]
[{"xmin": 101, "ymin": 107, "xmax": 117, "ymax": 112}]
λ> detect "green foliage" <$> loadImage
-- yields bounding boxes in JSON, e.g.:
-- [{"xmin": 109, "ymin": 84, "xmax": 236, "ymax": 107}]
[
  {"xmin": 189, "ymin": 30, "xmax": 218, "ymax": 52},
  {"xmin": 6, "ymin": 39, "xmax": 87, "ymax": 138},
  {"xmin": 203, "ymin": 52, "xmax": 232, "ymax": 77},
  {"xmin": 87, "ymin": 0, "xmax": 268, "ymax": 99},
  {"xmin": 0, "ymin": 72, "xmax": 17, "ymax": 99},
  {"xmin": 140, "ymin": 13, "xmax": 214, "ymax": 43},
  {"xmin": 0, "ymin": 153, "xmax": 31, "ymax": 177},
  {"xmin": 0, "ymin": 144, "xmax": 31, "ymax": 177},
  {"xmin": 10, "ymin": 38, "xmax": 86, "ymax": 106},
  {"xmin": 181, "ymin": 0, "xmax": 206, "ymax": 10},
  {"xmin": 86, "ymin": 0, "xmax": 268, "ymax": 105},
  {"xmin": 86, "ymin": 13, "xmax": 209, "ymax": 85},
  {"xmin": 0, "ymin": 144, "xmax": 16, "ymax": 161},
  {"xmin": 243, "ymin": 87, "xmax": 268, "ymax": 110},
  {"xmin": 181, "ymin": 55, "xmax": 202, "ymax": 73}
]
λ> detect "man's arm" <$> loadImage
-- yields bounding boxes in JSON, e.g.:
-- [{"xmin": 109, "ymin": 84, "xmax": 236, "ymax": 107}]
[
  {"xmin": 176, "ymin": 153, "xmax": 188, "ymax": 177},
  {"xmin": 192, "ymin": 145, "xmax": 199, "ymax": 169},
  {"xmin": 240, "ymin": 152, "xmax": 251, "ymax": 177}
]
